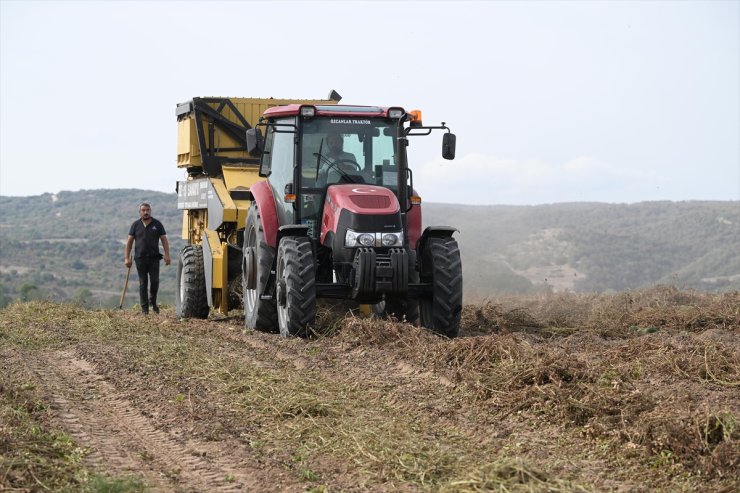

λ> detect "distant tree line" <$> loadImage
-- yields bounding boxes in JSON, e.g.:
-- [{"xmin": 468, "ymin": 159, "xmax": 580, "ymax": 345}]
[{"xmin": 1, "ymin": 191, "xmax": 738, "ymax": 307}]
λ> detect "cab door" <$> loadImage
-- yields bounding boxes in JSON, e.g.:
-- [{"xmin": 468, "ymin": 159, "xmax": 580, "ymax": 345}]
[{"xmin": 261, "ymin": 117, "xmax": 296, "ymax": 227}]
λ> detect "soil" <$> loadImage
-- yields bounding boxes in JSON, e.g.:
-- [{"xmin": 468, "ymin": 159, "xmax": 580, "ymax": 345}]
[{"xmin": 1, "ymin": 289, "xmax": 738, "ymax": 492}]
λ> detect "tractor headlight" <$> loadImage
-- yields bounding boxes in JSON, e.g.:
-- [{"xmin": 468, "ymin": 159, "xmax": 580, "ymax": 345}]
[
  {"xmin": 300, "ymin": 105, "xmax": 316, "ymax": 118},
  {"xmin": 388, "ymin": 108, "xmax": 404, "ymax": 119},
  {"xmin": 357, "ymin": 233, "xmax": 375, "ymax": 246},
  {"xmin": 345, "ymin": 229, "xmax": 403, "ymax": 248},
  {"xmin": 382, "ymin": 233, "xmax": 401, "ymax": 246}
]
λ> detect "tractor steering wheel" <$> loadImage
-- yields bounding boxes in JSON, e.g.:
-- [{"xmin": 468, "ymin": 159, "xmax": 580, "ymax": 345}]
[
  {"xmin": 327, "ymin": 159, "xmax": 362, "ymax": 173},
  {"xmin": 313, "ymin": 153, "xmax": 364, "ymax": 186}
]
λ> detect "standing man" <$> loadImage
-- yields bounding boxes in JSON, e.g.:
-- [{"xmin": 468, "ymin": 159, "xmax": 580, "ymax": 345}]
[{"xmin": 124, "ymin": 202, "xmax": 170, "ymax": 314}]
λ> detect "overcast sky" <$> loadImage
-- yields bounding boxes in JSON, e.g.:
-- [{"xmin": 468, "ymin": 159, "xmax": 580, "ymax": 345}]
[{"xmin": 1, "ymin": 0, "xmax": 738, "ymax": 205}]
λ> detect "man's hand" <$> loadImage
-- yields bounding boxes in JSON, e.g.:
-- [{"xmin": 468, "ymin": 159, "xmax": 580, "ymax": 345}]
[
  {"xmin": 124, "ymin": 235, "xmax": 134, "ymax": 269},
  {"xmin": 161, "ymin": 235, "xmax": 171, "ymax": 266}
]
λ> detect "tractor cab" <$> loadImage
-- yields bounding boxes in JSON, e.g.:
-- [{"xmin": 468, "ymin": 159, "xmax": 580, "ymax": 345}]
[{"xmin": 252, "ymin": 105, "xmax": 408, "ymax": 239}]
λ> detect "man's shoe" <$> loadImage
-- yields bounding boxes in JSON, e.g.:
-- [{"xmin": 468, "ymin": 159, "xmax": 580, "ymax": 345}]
[
  {"xmin": 152, "ymin": 304, "xmax": 160, "ymax": 314},
  {"xmin": 141, "ymin": 305, "xmax": 149, "ymax": 315}
]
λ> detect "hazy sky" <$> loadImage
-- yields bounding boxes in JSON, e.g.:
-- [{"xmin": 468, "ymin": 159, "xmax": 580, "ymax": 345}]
[{"xmin": 1, "ymin": 0, "xmax": 738, "ymax": 205}]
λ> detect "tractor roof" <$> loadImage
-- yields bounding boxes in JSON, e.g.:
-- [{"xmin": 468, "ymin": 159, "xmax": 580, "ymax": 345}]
[{"xmin": 263, "ymin": 104, "xmax": 403, "ymax": 119}]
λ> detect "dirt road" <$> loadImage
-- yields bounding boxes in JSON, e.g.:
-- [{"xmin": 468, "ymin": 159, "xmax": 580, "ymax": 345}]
[{"xmin": 1, "ymin": 289, "xmax": 738, "ymax": 492}]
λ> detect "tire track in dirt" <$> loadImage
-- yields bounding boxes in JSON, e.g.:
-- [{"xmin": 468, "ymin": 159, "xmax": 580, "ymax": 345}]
[
  {"xmin": 240, "ymin": 332, "xmax": 505, "ymax": 443},
  {"xmin": 19, "ymin": 349, "xmax": 270, "ymax": 492},
  {"xmin": 188, "ymin": 320, "xmax": 521, "ymax": 449},
  {"xmin": 243, "ymin": 332, "xmax": 456, "ymax": 395}
]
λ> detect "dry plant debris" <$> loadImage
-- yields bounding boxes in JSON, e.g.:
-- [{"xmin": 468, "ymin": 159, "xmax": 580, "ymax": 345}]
[{"xmin": 0, "ymin": 286, "xmax": 738, "ymax": 492}]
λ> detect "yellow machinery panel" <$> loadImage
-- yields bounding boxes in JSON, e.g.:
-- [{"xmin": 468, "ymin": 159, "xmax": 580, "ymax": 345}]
[
  {"xmin": 210, "ymin": 178, "xmax": 237, "ymax": 223},
  {"xmin": 222, "ymin": 165, "xmax": 262, "ymax": 230},
  {"xmin": 181, "ymin": 209, "xmax": 190, "ymax": 240},
  {"xmin": 203, "ymin": 229, "xmax": 224, "ymax": 289},
  {"xmin": 177, "ymin": 119, "xmax": 199, "ymax": 166},
  {"xmin": 201, "ymin": 228, "xmax": 229, "ymax": 314},
  {"xmin": 177, "ymin": 96, "xmax": 338, "ymax": 168},
  {"xmin": 222, "ymin": 164, "xmax": 260, "ymax": 190},
  {"xmin": 176, "ymin": 169, "xmax": 256, "ymax": 241},
  {"xmin": 176, "ymin": 177, "xmax": 238, "ymax": 233}
]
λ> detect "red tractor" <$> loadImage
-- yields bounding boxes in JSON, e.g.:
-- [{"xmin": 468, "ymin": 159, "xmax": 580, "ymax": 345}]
[{"xmin": 242, "ymin": 102, "xmax": 462, "ymax": 337}]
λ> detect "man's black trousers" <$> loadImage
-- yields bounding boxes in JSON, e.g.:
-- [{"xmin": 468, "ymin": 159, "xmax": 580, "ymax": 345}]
[{"xmin": 134, "ymin": 257, "xmax": 160, "ymax": 309}]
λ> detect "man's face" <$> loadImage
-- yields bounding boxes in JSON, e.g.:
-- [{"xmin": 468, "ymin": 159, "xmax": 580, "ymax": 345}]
[
  {"xmin": 327, "ymin": 134, "xmax": 343, "ymax": 154},
  {"xmin": 139, "ymin": 205, "xmax": 151, "ymax": 220}
]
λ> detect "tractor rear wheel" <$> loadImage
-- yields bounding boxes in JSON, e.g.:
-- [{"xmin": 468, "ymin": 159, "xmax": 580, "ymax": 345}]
[
  {"xmin": 419, "ymin": 237, "xmax": 462, "ymax": 338},
  {"xmin": 276, "ymin": 236, "xmax": 316, "ymax": 337},
  {"xmin": 176, "ymin": 245, "xmax": 209, "ymax": 319},
  {"xmin": 243, "ymin": 204, "xmax": 278, "ymax": 332}
]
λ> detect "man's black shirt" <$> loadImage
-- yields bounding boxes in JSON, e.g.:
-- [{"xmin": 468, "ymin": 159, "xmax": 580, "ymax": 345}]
[{"xmin": 128, "ymin": 218, "xmax": 167, "ymax": 259}]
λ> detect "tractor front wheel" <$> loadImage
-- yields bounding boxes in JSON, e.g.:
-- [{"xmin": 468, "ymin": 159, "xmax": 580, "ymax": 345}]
[
  {"xmin": 419, "ymin": 237, "xmax": 462, "ymax": 338},
  {"xmin": 175, "ymin": 245, "xmax": 209, "ymax": 319},
  {"xmin": 276, "ymin": 237, "xmax": 316, "ymax": 337}
]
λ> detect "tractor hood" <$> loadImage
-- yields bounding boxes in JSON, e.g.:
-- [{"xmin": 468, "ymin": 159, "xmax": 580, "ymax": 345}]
[
  {"xmin": 324, "ymin": 184, "xmax": 400, "ymax": 216},
  {"xmin": 320, "ymin": 184, "xmax": 402, "ymax": 248}
]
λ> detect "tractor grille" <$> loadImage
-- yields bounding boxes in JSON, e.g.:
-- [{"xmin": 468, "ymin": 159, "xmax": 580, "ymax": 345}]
[{"xmin": 349, "ymin": 195, "xmax": 391, "ymax": 209}]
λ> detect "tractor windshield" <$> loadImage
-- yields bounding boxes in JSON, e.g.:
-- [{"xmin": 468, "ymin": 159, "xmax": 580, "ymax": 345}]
[{"xmin": 298, "ymin": 117, "xmax": 399, "ymax": 238}]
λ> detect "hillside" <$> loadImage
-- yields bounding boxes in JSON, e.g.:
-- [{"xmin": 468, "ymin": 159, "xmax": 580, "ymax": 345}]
[
  {"xmin": 424, "ymin": 200, "xmax": 740, "ymax": 296},
  {"xmin": 1, "ymin": 289, "xmax": 738, "ymax": 492},
  {"xmin": 0, "ymin": 190, "xmax": 185, "ymax": 308},
  {"xmin": 0, "ymin": 190, "xmax": 738, "ymax": 308}
]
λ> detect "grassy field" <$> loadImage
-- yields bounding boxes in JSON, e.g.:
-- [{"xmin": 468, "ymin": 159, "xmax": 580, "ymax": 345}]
[{"xmin": 1, "ymin": 287, "xmax": 738, "ymax": 492}]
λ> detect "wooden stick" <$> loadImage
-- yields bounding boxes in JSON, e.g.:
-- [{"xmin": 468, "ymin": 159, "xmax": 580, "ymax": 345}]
[{"xmin": 119, "ymin": 263, "xmax": 132, "ymax": 309}]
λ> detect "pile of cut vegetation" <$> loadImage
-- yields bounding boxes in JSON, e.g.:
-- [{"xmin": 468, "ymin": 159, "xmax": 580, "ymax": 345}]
[
  {"xmin": 1, "ymin": 286, "xmax": 738, "ymax": 492},
  {"xmin": 325, "ymin": 286, "xmax": 739, "ymax": 484}
]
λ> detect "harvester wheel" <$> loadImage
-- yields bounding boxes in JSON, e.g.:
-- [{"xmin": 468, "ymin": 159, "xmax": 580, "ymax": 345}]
[
  {"xmin": 175, "ymin": 245, "xmax": 209, "ymax": 319},
  {"xmin": 419, "ymin": 237, "xmax": 462, "ymax": 338},
  {"xmin": 243, "ymin": 204, "xmax": 278, "ymax": 332},
  {"xmin": 276, "ymin": 236, "xmax": 316, "ymax": 337}
]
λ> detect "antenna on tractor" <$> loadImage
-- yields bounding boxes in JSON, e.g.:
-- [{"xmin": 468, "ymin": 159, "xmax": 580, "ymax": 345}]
[{"xmin": 328, "ymin": 89, "xmax": 342, "ymax": 102}]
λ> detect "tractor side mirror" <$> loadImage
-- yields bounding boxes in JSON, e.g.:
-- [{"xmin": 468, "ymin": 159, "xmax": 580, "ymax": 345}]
[
  {"xmin": 442, "ymin": 133, "xmax": 456, "ymax": 160},
  {"xmin": 246, "ymin": 128, "xmax": 264, "ymax": 156}
]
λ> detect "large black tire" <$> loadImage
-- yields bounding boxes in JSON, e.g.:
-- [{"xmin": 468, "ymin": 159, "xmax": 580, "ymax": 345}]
[
  {"xmin": 275, "ymin": 236, "xmax": 316, "ymax": 337},
  {"xmin": 419, "ymin": 237, "xmax": 463, "ymax": 338},
  {"xmin": 243, "ymin": 204, "xmax": 278, "ymax": 332},
  {"xmin": 175, "ymin": 245, "xmax": 209, "ymax": 319}
]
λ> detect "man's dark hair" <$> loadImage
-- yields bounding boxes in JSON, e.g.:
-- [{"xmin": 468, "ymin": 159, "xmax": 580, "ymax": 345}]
[{"xmin": 139, "ymin": 202, "xmax": 151, "ymax": 209}]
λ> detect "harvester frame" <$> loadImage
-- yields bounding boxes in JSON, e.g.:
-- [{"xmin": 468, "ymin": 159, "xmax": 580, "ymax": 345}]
[{"xmin": 174, "ymin": 94, "xmax": 340, "ymax": 317}]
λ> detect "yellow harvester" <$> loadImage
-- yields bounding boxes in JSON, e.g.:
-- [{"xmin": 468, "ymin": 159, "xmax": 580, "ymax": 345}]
[{"xmin": 174, "ymin": 94, "xmax": 339, "ymax": 317}]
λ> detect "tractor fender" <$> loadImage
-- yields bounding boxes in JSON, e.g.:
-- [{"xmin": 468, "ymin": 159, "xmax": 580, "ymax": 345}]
[
  {"xmin": 276, "ymin": 225, "xmax": 310, "ymax": 246},
  {"xmin": 250, "ymin": 180, "xmax": 280, "ymax": 248},
  {"xmin": 416, "ymin": 226, "xmax": 459, "ymax": 270}
]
